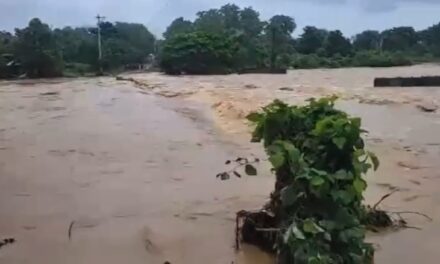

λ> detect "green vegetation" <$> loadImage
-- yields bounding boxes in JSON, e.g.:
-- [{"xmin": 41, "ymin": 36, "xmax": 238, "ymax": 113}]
[
  {"xmin": 226, "ymin": 97, "xmax": 380, "ymax": 263},
  {"xmin": 14, "ymin": 18, "xmax": 63, "ymax": 78},
  {"xmin": 160, "ymin": 32, "xmax": 237, "ymax": 74},
  {"xmin": 0, "ymin": 18, "xmax": 156, "ymax": 78},
  {"xmin": 2, "ymin": 3, "xmax": 440, "ymax": 78},
  {"xmin": 160, "ymin": 5, "xmax": 295, "ymax": 74},
  {"xmin": 159, "ymin": 4, "xmax": 440, "ymax": 73}
]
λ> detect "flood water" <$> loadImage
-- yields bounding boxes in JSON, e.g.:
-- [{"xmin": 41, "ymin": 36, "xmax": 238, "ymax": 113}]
[
  {"xmin": 1, "ymin": 65, "xmax": 440, "ymax": 263},
  {"xmin": 0, "ymin": 79, "xmax": 274, "ymax": 264}
]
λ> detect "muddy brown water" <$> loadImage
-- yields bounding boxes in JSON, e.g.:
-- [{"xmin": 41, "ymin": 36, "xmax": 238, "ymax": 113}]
[
  {"xmin": 1, "ymin": 65, "xmax": 440, "ymax": 263},
  {"xmin": 0, "ymin": 79, "xmax": 273, "ymax": 264}
]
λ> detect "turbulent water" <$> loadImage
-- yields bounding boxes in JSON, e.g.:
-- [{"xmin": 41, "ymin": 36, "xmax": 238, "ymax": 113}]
[{"xmin": 1, "ymin": 64, "xmax": 440, "ymax": 263}]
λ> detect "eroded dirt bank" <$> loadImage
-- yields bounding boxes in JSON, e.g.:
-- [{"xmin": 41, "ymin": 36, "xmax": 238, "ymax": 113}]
[{"xmin": 1, "ymin": 65, "xmax": 440, "ymax": 263}]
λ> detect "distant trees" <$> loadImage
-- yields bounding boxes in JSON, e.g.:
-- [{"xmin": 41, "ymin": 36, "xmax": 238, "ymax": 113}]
[
  {"xmin": 266, "ymin": 15, "xmax": 296, "ymax": 69},
  {"xmin": 160, "ymin": 32, "xmax": 237, "ymax": 74},
  {"xmin": 0, "ymin": 18, "xmax": 156, "ymax": 78},
  {"xmin": 100, "ymin": 22, "xmax": 155, "ymax": 69},
  {"xmin": 324, "ymin": 30, "xmax": 352, "ymax": 57},
  {"xmin": 420, "ymin": 23, "xmax": 440, "ymax": 56},
  {"xmin": 0, "ymin": 31, "xmax": 15, "ymax": 78},
  {"xmin": 296, "ymin": 26, "xmax": 328, "ymax": 54},
  {"xmin": 163, "ymin": 18, "xmax": 193, "ymax": 39},
  {"xmin": 381, "ymin": 27, "xmax": 418, "ymax": 51},
  {"xmin": 157, "ymin": 3, "xmax": 440, "ymax": 74},
  {"xmin": 160, "ymin": 5, "xmax": 296, "ymax": 73},
  {"xmin": 353, "ymin": 30, "xmax": 381, "ymax": 51},
  {"xmin": 14, "ymin": 18, "xmax": 63, "ymax": 78},
  {"xmin": 3, "ymin": 4, "xmax": 440, "ymax": 78}
]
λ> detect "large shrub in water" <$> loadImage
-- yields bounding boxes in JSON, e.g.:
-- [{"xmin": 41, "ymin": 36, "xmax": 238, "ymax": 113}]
[
  {"xmin": 159, "ymin": 31, "xmax": 237, "ymax": 74},
  {"xmin": 247, "ymin": 97, "xmax": 378, "ymax": 263}
]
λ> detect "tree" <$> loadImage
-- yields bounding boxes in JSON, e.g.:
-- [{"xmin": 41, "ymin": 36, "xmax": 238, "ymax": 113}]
[
  {"xmin": 353, "ymin": 30, "xmax": 381, "ymax": 51},
  {"xmin": 266, "ymin": 15, "xmax": 296, "ymax": 69},
  {"xmin": 236, "ymin": 7, "xmax": 266, "ymax": 69},
  {"xmin": 0, "ymin": 31, "xmax": 14, "ymax": 54},
  {"xmin": 297, "ymin": 26, "xmax": 328, "ymax": 54},
  {"xmin": 0, "ymin": 31, "xmax": 16, "ymax": 78},
  {"xmin": 54, "ymin": 27, "xmax": 96, "ymax": 64},
  {"xmin": 114, "ymin": 22, "xmax": 155, "ymax": 53},
  {"xmin": 240, "ymin": 7, "xmax": 264, "ymax": 38},
  {"xmin": 56, "ymin": 22, "xmax": 156, "ymax": 70},
  {"xmin": 219, "ymin": 4, "xmax": 241, "ymax": 31},
  {"xmin": 14, "ymin": 18, "xmax": 63, "ymax": 78},
  {"xmin": 194, "ymin": 9, "xmax": 225, "ymax": 34},
  {"xmin": 324, "ymin": 30, "xmax": 352, "ymax": 56},
  {"xmin": 163, "ymin": 17, "xmax": 193, "ymax": 39},
  {"xmin": 160, "ymin": 31, "xmax": 237, "ymax": 74},
  {"xmin": 419, "ymin": 23, "xmax": 440, "ymax": 56},
  {"xmin": 381, "ymin": 27, "xmax": 418, "ymax": 51}
]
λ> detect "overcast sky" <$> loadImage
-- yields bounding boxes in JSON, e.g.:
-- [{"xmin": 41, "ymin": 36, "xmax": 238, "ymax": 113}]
[{"xmin": 1, "ymin": 0, "xmax": 440, "ymax": 37}]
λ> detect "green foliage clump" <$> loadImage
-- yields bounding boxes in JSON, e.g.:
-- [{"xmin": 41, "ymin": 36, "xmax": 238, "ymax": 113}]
[
  {"xmin": 291, "ymin": 54, "xmax": 322, "ymax": 69},
  {"xmin": 14, "ymin": 18, "xmax": 63, "ymax": 78},
  {"xmin": 160, "ymin": 31, "xmax": 237, "ymax": 75},
  {"xmin": 351, "ymin": 51, "xmax": 412, "ymax": 67},
  {"xmin": 247, "ymin": 97, "xmax": 377, "ymax": 263},
  {"xmin": 63, "ymin": 63, "xmax": 94, "ymax": 77},
  {"xmin": 291, "ymin": 54, "xmax": 351, "ymax": 69},
  {"xmin": 159, "ymin": 4, "xmax": 294, "ymax": 73}
]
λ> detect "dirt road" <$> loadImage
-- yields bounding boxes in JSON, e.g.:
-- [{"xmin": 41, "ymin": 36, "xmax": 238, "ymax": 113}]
[{"xmin": 1, "ymin": 65, "xmax": 440, "ymax": 263}]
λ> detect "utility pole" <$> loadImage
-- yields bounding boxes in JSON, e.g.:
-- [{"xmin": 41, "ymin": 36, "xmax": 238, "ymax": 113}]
[{"xmin": 96, "ymin": 14, "xmax": 105, "ymax": 74}]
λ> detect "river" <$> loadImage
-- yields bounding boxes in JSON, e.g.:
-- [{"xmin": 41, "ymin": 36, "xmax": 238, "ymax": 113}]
[{"xmin": 1, "ymin": 65, "xmax": 440, "ymax": 263}]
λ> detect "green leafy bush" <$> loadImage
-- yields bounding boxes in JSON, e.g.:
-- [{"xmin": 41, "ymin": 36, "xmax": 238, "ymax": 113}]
[
  {"xmin": 63, "ymin": 63, "xmax": 93, "ymax": 77},
  {"xmin": 247, "ymin": 97, "xmax": 377, "ymax": 263},
  {"xmin": 291, "ymin": 54, "xmax": 322, "ymax": 69},
  {"xmin": 159, "ymin": 31, "xmax": 238, "ymax": 74},
  {"xmin": 351, "ymin": 51, "xmax": 412, "ymax": 67}
]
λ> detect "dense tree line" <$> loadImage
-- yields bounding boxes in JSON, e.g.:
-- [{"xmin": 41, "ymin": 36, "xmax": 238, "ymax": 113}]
[
  {"xmin": 0, "ymin": 18, "xmax": 156, "ymax": 78},
  {"xmin": 160, "ymin": 4, "xmax": 440, "ymax": 74},
  {"xmin": 2, "ymin": 4, "xmax": 440, "ymax": 78}
]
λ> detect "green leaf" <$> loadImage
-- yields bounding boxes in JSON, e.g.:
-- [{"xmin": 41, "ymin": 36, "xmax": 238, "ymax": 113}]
[
  {"xmin": 333, "ymin": 170, "xmax": 353, "ymax": 180},
  {"xmin": 308, "ymin": 257, "xmax": 320, "ymax": 264},
  {"xmin": 353, "ymin": 178, "xmax": 366, "ymax": 194},
  {"xmin": 283, "ymin": 141, "xmax": 301, "ymax": 163},
  {"xmin": 246, "ymin": 112, "xmax": 262, "ymax": 122},
  {"xmin": 351, "ymin": 117, "xmax": 361, "ymax": 128},
  {"xmin": 331, "ymin": 190, "xmax": 353, "ymax": 205},
  {"xmin": 281, "ymin": 185, "xmax": 297, "ymax": 207},
  {"xmin": 310, "ymin": 168, "xmax": 327, "ymax": 176},
  {"xmin": 332, "ymin": 137, "xmax": 346, "ymax": 149},
  {"xmin": 339, "ymin": 227, "xmax": 365, "ymax": 243},
  {"xmin": 311, "ymin": 176, "xmax": 325, "ymax": 186},
  {"xmin": 269, "ymin": 151, "xmax": 285, "ymax": 169},
  {"xmin": 368, "ymin": 151, "xmax": 380, "ymax": 170},
  {"xmin": 284, "ymin": 224, "xmax": 305, "ymax": 243},
  {"xmin": 303, "ymin": 219, "xmax": 324, "ymax": 234},
  {"xmin": 293, "ymin": 227, "xmax": 305, "ymax": 240},
  {"xmin": 245, "ymin": 164, "xmax": 257, "ymax": 176}
]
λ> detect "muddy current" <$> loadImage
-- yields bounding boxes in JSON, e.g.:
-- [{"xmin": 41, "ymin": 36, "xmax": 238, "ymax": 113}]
[{"xmin": 1, "ymin": 64, "xmax": 440, "ymax": 263}]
